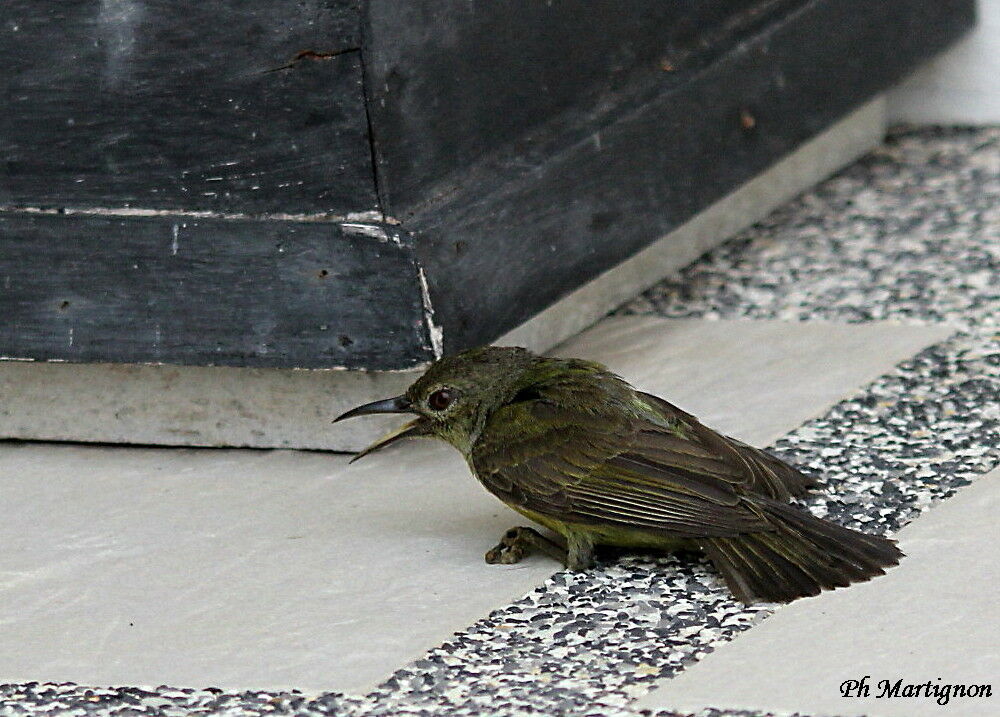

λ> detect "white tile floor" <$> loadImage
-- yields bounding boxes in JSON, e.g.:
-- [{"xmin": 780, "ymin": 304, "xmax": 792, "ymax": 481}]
[
  {"xmin": 0, "ymin": 443, "xmax": 550, "ymax": 693},
  {"xmin": 639, "ymin": 469, "xmax": 999, "ymax": 717},
  {"xmin": 0, "ymin": 317, "xmax": 950, "ymax": 694}
]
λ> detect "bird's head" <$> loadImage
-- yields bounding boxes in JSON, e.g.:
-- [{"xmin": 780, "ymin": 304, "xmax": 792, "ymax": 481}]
[{"xmin": 334, "ymin": 346, "xmax": 537, "ymax": 460}]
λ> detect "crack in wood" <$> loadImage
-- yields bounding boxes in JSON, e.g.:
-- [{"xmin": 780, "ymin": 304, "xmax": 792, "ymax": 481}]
[{"xmin": 264, "ymin": 48, "xmax": 361, "ymax": 74}]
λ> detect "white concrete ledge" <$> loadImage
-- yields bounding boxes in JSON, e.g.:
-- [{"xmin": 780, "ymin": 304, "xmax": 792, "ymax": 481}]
[{"xmin": 888, "ymin": 0, "xmax": 1000, "ymax": 124}]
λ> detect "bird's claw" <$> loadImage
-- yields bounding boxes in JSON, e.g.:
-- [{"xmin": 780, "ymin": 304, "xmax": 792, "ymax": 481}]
[{"xmin": 485, "ymin": 527, "xmax": 529, "ymax": 564}]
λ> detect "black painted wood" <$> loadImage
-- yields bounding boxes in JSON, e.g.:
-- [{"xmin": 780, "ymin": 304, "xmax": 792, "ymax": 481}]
[
  {"xmin": 0, "ymin": 213, "xmax": 433, "ymax": 370},
  {"xmin": 0, "ymin": 1, "xmax": 375, "ymax": 215},
  {"xmin": 392, "ymin": 0, "xmax": 976, "ymax": 352},
  {"xmin": 363, "ymin": 0, "xmax": 804, "ymax": 216},
  {"xmin": 0, "ymin": 0, "xmax": 975, "ymax": 371}
]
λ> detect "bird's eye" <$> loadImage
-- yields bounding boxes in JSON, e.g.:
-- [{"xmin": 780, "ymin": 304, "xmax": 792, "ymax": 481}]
[{"xmin": 427, "ymin": 388, "xmax": 454, "ymax": 411}]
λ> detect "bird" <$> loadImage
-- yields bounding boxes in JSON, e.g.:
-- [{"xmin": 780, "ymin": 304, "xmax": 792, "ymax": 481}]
[{"xmin": 334, "ymin": 346, "xmax": 902, "ymax": 603}]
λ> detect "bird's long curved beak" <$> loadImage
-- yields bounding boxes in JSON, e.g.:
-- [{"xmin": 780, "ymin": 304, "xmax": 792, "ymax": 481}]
[
  {"xmin": 333, "ymin": 395, "xmax": 414, "ymax": 422},
  {"xmin": 333, "ymin": 395, "xmax": 431, "ymax": 463}
]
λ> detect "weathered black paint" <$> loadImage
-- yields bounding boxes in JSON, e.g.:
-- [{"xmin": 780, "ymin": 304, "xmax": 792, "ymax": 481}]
[
  {"xmin": 0, "ymin": 1, "xmax": 375, "ymax": 215},
  {"xmin": 0, "ymin": 213, "xmax": 433, "ymax": 370},
  {"xmin": 398, "ymin": 0, "xmax": 976, "ymax": 352},
  {"xmin": 0, "ymin": 0, "xmax": 976, "ymax": 370},
  {"xmin": 362, "ymin": 0, "xmax": 806, "ymax": 215}
]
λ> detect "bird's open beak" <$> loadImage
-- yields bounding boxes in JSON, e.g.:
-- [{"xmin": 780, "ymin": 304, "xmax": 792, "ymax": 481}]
[
  {"xmin": 333, "ymin": 395, "xmax": 414, "ymax": 422},
  {"xmin": 333, "ymin": 395, "xmax": 431, "ymax": 463}
]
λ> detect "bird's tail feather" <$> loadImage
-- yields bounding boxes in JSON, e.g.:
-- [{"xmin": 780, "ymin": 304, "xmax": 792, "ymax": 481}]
[{"xmin": 699, "ymin": 499, "xmax": 903, "ymax": 603}]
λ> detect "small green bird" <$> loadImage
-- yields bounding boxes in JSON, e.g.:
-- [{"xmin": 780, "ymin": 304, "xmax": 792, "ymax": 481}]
[{"xmin": 335, "ymin": 346, "xmax": 902, "ymax": 603}]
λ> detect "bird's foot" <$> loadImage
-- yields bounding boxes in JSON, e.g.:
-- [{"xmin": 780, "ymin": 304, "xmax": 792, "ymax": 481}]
[{"xmin": 485, "ymin": 526, "xmax": 566, "ymax": 565}]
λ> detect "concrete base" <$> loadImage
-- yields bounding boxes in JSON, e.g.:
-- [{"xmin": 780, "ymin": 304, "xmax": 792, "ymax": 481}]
[
  {"xmin": 888, "ymin": 0, "xmax": 1000, "ymax": 124},
  {"xmin": 0, "ymin": 98, "xmax": 887, "ymax": 452},
  {"xmin": 0, "ymin": 361, "xmax": 415, "ymax": 454}
]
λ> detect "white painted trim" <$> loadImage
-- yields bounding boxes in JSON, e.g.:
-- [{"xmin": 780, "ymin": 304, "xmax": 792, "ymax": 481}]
[{"xmin": 0, "ymin": 205, "xmax": 396, "ymax": 224}]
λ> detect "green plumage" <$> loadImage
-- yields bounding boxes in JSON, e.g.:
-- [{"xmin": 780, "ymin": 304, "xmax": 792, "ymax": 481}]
[{"xmin": 335, "ymin": 346, "xmax": 902, "ymax": 603}]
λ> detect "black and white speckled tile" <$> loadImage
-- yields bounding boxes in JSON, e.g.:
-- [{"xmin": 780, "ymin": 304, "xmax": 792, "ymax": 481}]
[
  {"xmin": 2, "ymin": 127, "xmax": 998, "ymax": 717},
  {"xmin": 620, "ymin": 127, "xmax": 999, "ymax": 329}
]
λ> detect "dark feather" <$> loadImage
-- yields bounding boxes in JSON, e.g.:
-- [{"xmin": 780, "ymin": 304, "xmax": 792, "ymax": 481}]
[
  {"xmin": 635, "ymin": 392, "xmax": 816, "ymax": 500},
  {"xmin": 699, "ymin": 498, "xmax": 902, "ymax": 602},
  {"xmin": 472, "ymin": 385, "xmax": 773, "ymax": 538},
  {"xmin": 469, "ymin": 368, "xmax": 900, "ymax": 603}
]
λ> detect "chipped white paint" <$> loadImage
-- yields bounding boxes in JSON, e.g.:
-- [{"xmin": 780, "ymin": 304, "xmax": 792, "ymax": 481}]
[
  {"xmin": 417, "ymin": 265, "xmax": 445, "ymax": 359},
  {"xmin": 339, "ymin": 222, "xmax": 395, "ymax": 242},
  {"xmin": 344, "ymin": 209, "xmax": 385, "ymax": 222},
  {"xmin": 0, "ymin": 206, "xmax": 374, "ymax": 224},
  {"xmin": 0, "ymin": 355, "xmax": 430, "ymax": 374},
  {"xmin": 170, "ymin": 224, "xmax": 179, "ymax": 255}
]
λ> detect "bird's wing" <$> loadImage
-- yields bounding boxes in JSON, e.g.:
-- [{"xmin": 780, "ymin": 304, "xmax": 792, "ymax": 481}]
[
  {"xmin": 635, "ymin": 392, "xmax": 816, "ymax": 501},
  {"xmin": 472, "ymin": 397, "xmax": 769, "ymax": 538}
]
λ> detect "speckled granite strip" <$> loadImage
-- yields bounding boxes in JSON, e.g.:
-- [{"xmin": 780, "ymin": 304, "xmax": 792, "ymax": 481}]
[
  {"xmin": 620, "ymin": 127, "xmax": 999, "ymax": 329},
  {"xmin": 2, "ymin": 127, "xmax": 998, "ymax": 716}
]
